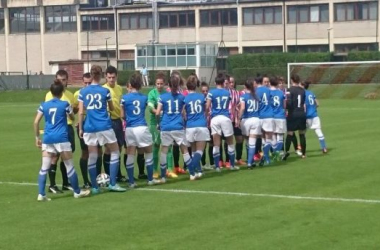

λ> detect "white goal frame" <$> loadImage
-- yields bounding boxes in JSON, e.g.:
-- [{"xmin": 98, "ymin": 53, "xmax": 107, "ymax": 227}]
[{"xmin": 287, "ymin": 60, "xmax": 380, "ymax": 88}]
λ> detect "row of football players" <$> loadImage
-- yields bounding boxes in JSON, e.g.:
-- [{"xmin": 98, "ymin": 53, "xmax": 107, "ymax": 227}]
[{"xmin": 34, "ymin": 66, "xmax": 327, "ymax": 201}]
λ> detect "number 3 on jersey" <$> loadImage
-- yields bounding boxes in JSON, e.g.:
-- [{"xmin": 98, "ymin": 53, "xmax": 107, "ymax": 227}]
[
  {"xmin": 132, "ymin": 100, "xmax": 141, "ymax": 115},
  {"xmin": 86, "ymin": 94, "xmax": 102, "ymax": 110}
]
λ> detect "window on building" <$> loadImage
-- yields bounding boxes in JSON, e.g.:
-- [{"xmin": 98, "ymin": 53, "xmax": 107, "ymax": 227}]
[
  {"xmin": 288, "ymin": 45, "xmax": 329, "ymax": 53},
  {"xmin": 81, "ymin": 0, "xmax": 108, "ymax": 8},
  {"xmin": 243, "ymin": 6, "xmax": 282, "ymax": 25},
  {"xmin": 120, "ymin": 13, "xmax": 152, "ymax": 30},
  {"xmin": 243, "ymin": 46, "xmax": 283, "ymax": 54},
  {"xmin": 159, "ymin": 11, "xmax": 195, "ymax": 28},
  {"xmin": 45, "ymin": 5, "xmax": 77, "ymax": 33},
  {"xmin": 335, "ymin": 43, "xmax": 378, "ymax": 53},
  {"xmin": 288, "ymin": 4, "xmax": 329, "ymax": 23},
  {"xmin": 200, "ymin": 9, "xmax": 237, "ymax": 27},
  {"xmin": 0, "ymin": 9, "xmax": 5, "ymax": 34},
  {"xmin": 136, "ymin": 44, "xmax": 198, "ymax": 68},
  {"xmin": 335, "ymin": 2, "xmax": 377, "ymax": 21},
  {"xmin": 81, "ymin": 14, "xmax": 114, "ymax": 31},
  {"xmin": 82, "ymin": 50, "xmax": 116, "ymax": 59},
  {"xmin": 9, "ymin": 7, "xmax": 41, "ymax": 33},
  {"xmin": 200, "ymin": 44, "xmax": 218, "ymax": 66}
]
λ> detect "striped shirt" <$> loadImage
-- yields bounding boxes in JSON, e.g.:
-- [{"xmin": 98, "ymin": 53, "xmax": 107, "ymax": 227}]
[{"xmin": 228, "ymin": 88, "xmax": 240, "ymax": 124}]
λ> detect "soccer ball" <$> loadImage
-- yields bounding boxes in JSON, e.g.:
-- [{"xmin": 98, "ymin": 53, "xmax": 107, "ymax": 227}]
[{"xmin": 96, "ymin": 173, "xmax": 110, "ymax": 187}]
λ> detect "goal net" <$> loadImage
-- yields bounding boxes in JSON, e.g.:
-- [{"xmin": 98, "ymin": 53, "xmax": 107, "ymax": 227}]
[{"xmin": 287, "ymin": 61, "xmax": 380, "ymax": 88}]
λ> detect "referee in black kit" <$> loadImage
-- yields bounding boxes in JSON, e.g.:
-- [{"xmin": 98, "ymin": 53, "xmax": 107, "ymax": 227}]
[{"xmin": 282, "ymin": 74, "xmax": 307, "ymax": 160}]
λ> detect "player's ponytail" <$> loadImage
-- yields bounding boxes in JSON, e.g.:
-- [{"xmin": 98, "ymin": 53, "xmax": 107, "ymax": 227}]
[
  {"xmin": 170, "ymin": 75, "xmax": 180, "ymax": 95},
  {"xmin": 246, "ymin": 78, "xmax": 258, "ymax": 101},
  {"xmin": 129, "ymin": 73, "xmax": 142, "ymax": 90},
  {"xmin": 90, "ymin": 65, "xmax": 103, "ymax": 83}
]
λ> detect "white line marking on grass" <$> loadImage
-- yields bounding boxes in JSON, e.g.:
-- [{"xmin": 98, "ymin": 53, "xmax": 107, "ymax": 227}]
[
  {"xmin": 137, "ymin": 188, "xmax": 380, "ymax": 204},
  {"xmin": 1, "ymin": 181, "xmax": 379, "ymax": 204}
]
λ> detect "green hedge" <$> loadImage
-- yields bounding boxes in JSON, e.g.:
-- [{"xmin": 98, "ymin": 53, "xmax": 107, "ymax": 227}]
[{"xmin": 347, "ymin": 51, "xmax": 380, "ymax": 61}]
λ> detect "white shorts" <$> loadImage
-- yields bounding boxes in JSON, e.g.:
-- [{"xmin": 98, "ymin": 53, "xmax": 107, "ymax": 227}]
[
  {"xmin": 186, "ymin": 127, "xmax": 210, "ymax": 143},
  {"xmin": 42, "ymin": 142, "xmax": 72, "ymax": 154},
  {"xmin": 240, "ymin": 117, "xmax": 260, "ymax": 136},
  {"xmin": 161, "ymin": 130, "xmax": 189, "ymax": 147},
  {"xmin": 125, "ymin": 126, "xmax": 152, "ymax": 148},
  {"xmin": 273, "ymin": 119, "xmax": 287, "ymax": 134},
  {"xmin": 307, "ymin": 117, "xmax": 321, "ymax": 130},
  {"xmin": 83, "ymin": 129, "xmax": 117, "ymax": 146},
  {"xmin": 260, "ymin": 118, "xmax": 274, "ymax": 133},
  {"xmin": 210, "ymin": 115, "xmax": 234, "ymax": 137}
]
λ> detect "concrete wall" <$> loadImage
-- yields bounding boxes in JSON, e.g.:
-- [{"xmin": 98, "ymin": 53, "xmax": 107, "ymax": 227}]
[
  {"xmin": 0, "ymin": 35, "xmax": 6, "ymax": 72},
  {"xmin": 43, "ymin": 32, "xmax": 79, "ymax": 72},
  {"xmin": 8, "ymin": 34, "xmax": 42, "ymax": 74}
]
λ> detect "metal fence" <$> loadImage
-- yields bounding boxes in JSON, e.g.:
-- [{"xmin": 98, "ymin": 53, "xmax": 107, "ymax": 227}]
[{"xmin": 0, "ymin": 75, "xmax": 55, "ymax": 91}]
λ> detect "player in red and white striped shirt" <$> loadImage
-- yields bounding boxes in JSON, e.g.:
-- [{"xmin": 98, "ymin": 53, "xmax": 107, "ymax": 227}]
[{"xmin": 226, "ymin": 76, "xmax": 246, "ymax": 166}]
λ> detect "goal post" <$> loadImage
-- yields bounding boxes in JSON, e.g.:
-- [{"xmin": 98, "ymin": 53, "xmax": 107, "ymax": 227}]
[{"xmin": 287, "ymin": 61, "xmax": 380, "ymax": 88}]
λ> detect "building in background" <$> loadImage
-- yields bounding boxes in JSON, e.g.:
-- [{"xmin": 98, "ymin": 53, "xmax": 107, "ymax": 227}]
[{"xmin": 0, "ymin": 0, "xmax": 379, "ymax": 83}]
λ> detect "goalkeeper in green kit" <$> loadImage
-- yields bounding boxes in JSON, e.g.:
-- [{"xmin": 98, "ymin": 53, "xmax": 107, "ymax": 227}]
[{"xmin": 148, "ymin": 72, "xmax": 177, "ymax": 178}]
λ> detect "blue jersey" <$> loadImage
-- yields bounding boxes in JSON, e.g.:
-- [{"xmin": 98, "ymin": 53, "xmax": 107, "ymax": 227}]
[
  {"xmin": 78, "ymin": 84, "xmax": 112, "ymax": 133},
  {"xmin": 240, "ymin": 93, "xmax": 259, "ymax": 119},
  {"xmin": 38, "ymin": 98, "xmax": 72, "ymax": 144},
  {"xmin": 120, "ymin": 92, "xmax": 148, "ymax": 128},
  {"xmin": 305, "ymin": 90, "xmax": 318, "ymax": 119},
  {"xmin": 256, "ymin": 86, "xmax": 273, "ymax": 119},
  {"xmin": 271, "ymin": 89, "xmax": 286, "ymax": 119},
  {"xmin": 184, "ymin": 93, "xmax": 207, "ymax": 128},
  {"xmin": 206, "ymin": 88, "xmax": 231, "ymax": 118},
  {"xmin": 158, "ymin": 93, "xmax": 185, "ymax": 131}
]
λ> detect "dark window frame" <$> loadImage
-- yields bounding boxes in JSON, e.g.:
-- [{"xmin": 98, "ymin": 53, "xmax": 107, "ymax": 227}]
[
  {"xmin": 120, "ymin": 12, "xmax": 152, "ymax": 30},
  {"xmin": 243, "ymin": 6, "xmax": 282, "ymax": 25},
  {"xmin": 9, "ymin": 7, "xmax": 41, "ymax": 34},
  {"xmin": 288, "ymin": 44, "xmax": 329, "ymax": 53},
  {"xmin": 81, "ymin": 14, "xmax": 114, "ymax": 31},
  {"xmin": 159, "ymin": 11, "xmax": 195, "ymax": 28},
  {"xmin": 287, "ymin": 4, "xmax": 329, "ymax": 23},
  {"xmin": 200, "ymin": 8, "xmax": 237, "ymax": 27},
  {"xmin": 45, "ymin": 5, "xmax": 77, "ymax": 33},
  {"xmin": 0, "ymin": 9, "xmax": 5, "ymax": 34},
  {"xmin": 335, "ymin": 43, "xmax": 378, "ymax": 52},
  {"xmin": 334, "ymin": 2, "xmax": 377, "ymax": 22}
]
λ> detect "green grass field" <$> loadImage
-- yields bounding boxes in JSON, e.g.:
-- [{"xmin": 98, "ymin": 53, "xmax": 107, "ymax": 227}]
[{"xmin": 1, "ymin": 86, "xmax": 380, "ymax": 249}]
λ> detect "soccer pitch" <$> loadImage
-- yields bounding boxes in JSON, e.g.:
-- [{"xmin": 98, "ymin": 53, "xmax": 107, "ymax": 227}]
[{"xmin": 1, "ymin": 88, "xmax": 380, "ymax": 249}]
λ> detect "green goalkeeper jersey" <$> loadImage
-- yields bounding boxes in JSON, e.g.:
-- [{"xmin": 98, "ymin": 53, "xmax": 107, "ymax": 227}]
[{"xmin": 147, "ymin": 88, "xmax": 164, "ymax": 126}]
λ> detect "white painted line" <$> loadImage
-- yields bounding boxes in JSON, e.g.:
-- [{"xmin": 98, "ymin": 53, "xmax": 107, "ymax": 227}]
[
  {"xmin": 1, "ymin": 181, "xmax": 379, "ymax": 204},
  {"xmin": 137, "ymin": 188, "xmax": 380, "ymax": 204}
]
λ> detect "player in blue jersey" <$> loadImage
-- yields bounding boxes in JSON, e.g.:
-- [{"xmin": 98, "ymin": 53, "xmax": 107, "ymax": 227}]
[
  {"xmin": 270, "ymin": 77, "xmax": 287, "ymax": 160},
  {"xmin": 302, "ymin": 81, "xmax": 327, "ymax": 153},
  {"xmin": 184, "ymin": 75, "xmax": 210, "ymax": 178},
  {"xmin": 206, "ymin": 73, "xmax": 238, "ymax": 172},
  {"xmin": 237, "ymin": 79, "xmax": 260, "ymax": 169},
  {"xmin": 120, "ymin": 74, "xmax": 161, "ymax": 187},
  {"xmin": 256, "ymin": 76, "xmax": 274, "ymax": 165},
  {"xmin": 156, "ymin": 74, "xmax": 196, "ymax": 181},
  {"xmin": 33, "ymin": 81, "xmax": 91, "ymax": 201},
  {"xmin": 78, "ymin": 65, "xmax": 126, "ymax": 193}
]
